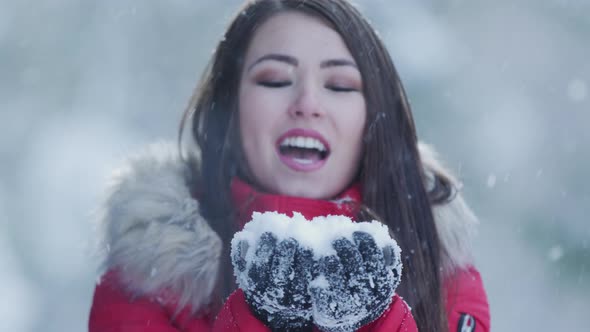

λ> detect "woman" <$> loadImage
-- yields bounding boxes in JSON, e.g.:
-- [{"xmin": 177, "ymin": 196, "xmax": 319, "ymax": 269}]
[{"xmin": 89, "ymin": 0, "xmax": 490, "ymax": 331}]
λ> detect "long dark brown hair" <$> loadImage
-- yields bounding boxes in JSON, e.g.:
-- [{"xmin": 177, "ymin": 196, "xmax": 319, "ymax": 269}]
[{"xmin": 178, "ymin": 1, "xmax": 452, "ymax": 331}]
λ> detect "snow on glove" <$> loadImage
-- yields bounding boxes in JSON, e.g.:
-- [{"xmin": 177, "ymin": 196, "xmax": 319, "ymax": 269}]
[
  {"xmin": 309, "ymin": 231, "xmax": 402, "ymax": 332},
  {"xmin": 232, "ymin": 231, "xmax": 314, "ymax": 331}
]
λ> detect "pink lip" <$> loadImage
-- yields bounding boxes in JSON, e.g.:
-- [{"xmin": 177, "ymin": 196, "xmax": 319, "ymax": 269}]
[{"xmin": 276, "ymin": 128, "xmax": 331, "ymax": 172}]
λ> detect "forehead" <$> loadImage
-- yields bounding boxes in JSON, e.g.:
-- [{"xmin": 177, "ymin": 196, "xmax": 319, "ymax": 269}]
[{"xmin": 245, "ymin": 11, "xmax": 354, "ymax": 62}]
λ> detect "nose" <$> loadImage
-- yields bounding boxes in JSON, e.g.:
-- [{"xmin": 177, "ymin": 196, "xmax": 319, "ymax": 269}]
[{"xmin": 288, "ymin": 83, "xmax": 323, "ymax": 119}]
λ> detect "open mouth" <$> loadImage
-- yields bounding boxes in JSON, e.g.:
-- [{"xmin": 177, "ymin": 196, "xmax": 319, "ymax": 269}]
[{"xmin": 276, "ymin": 130, "xmax": 331, "ymax": 171}]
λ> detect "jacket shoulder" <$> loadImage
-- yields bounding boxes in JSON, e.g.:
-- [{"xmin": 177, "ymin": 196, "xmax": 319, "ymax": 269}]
[{"xmin": 94, "ymin": 141, "xmax": 221, "ymax": 314}]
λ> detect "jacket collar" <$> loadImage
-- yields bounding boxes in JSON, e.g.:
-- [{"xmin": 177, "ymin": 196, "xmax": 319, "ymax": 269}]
[{"xmin": 230, "ymin": 177, "xmax": 361, "ymax": 230}]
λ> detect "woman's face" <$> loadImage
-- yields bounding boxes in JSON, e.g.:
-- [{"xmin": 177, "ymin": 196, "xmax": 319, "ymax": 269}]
[{"xmin": 238, "ymin": 12, "xmax": 366, "ymax": 199}]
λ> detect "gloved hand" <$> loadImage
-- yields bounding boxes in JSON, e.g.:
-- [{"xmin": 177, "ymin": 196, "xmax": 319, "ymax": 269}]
[
  {"xmin": 309, "ymin": 231, "xmax": 402, "ymax": 332},
  {"xmin": 232, "ymin": 232, "xmax": 314, "ymax": 331}
]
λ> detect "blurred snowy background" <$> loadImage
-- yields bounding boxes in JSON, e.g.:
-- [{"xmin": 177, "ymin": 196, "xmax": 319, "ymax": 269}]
[{"xmin": 1, "ymin": 0, "xmax": 588, "ymax": 331}]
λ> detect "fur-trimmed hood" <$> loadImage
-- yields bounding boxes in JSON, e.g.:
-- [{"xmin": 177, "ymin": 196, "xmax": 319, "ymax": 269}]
[{"xmin": 95, "ymin": 141, "xmax": 478, "ymax": 313}]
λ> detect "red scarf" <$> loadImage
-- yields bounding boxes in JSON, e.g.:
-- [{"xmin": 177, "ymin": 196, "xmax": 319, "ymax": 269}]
[{"xmin": 230, "ymin": 178, "xmax": 362, "ymax": 229}]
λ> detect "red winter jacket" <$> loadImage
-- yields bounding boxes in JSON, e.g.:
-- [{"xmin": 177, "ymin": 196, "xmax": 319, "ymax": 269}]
[
  {"xmin": 213, "ymin": 266, "xmax": 490, "ymax": 332},
  {"xmin": 90, "ymin": 265, "xmax": 488, "ymax": 332},
  {"xmin": 89, "ymin": 142, "xmax": 490, "ymax": 332}
]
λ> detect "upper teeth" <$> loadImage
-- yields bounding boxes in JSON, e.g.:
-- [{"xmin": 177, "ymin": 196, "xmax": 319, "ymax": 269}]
[{"xmin": 280, "ymin": 136, "xmax": 327, "ymax": 152}]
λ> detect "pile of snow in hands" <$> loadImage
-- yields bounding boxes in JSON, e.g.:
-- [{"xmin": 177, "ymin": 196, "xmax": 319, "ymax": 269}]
[
  {"xmin": 232, "ymin": 212, "xmax": 401, "ymax": 260},
  {"xmin": 231, "ymin": 211, "xmax": 403, "ymax": 327}
]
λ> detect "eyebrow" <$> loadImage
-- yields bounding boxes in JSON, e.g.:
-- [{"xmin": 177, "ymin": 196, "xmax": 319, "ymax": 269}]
[
  {"xmin": 247, "ymin": 54, "xmax": 298, "ymax": 72},
  {"xmin": 247, "ymin": 53, "xmax": 358, "ymax": 72},
  {"xmin": 320, "ymin": 59, "xmax": 358, "ymax": 69}
]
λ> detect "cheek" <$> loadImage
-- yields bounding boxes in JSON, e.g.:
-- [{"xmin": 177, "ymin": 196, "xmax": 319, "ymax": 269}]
[
  {"xmin": 238, "ymin": 86, "xmax": 266, "ymax": 139},
  {"xmin": 238, "ymin": 87, "xmax": 259, "ymax": 161},
  {"xmin": 239, "ymin": 85, "xmax": 281, "ymax": 121},
  {"xmin": 238, "ymin": 85, "xmax": 256, "ymax": 123},
  {"xmin": 341, "ymin": 100, "xmax": 366, "ymax": 169},
  {"xmin": 238, "ymin": 85, "xmax": 282, "ymax": 162},
  {"xmin": 342, "ymin": 99, "xmax": 367, "ymax": 142}
]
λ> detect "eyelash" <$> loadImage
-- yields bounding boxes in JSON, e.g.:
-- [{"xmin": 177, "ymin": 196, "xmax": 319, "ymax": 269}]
[
  {"xmin": 257, "ymin": 81, "xmax": 292, "ymax": 88},
  {"xmin": 257, "ymin": 80, "xmax": 358, "ymax": 92},
  {"xmin": 325, "ymin": 85, "xmax": 358, "ymax": 92}
]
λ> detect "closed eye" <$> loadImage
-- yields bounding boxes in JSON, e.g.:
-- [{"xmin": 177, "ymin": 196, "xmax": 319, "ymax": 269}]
[
  {"xmin": 257, "ymin": 81, "xmax": 292, "ymax": 88},
  {"xmin": 325, "ymin": 85, "xmax": 359, "ymax": 92}
]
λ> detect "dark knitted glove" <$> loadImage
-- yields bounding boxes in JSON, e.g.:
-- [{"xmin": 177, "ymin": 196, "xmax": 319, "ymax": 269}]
[
  {"xmin": 232, "ymin": 232, "xmax": 314, "ymax": 331},
  {"xmin": 309, "ymin": 231, "xmax": 402, "ymax": 332}
]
